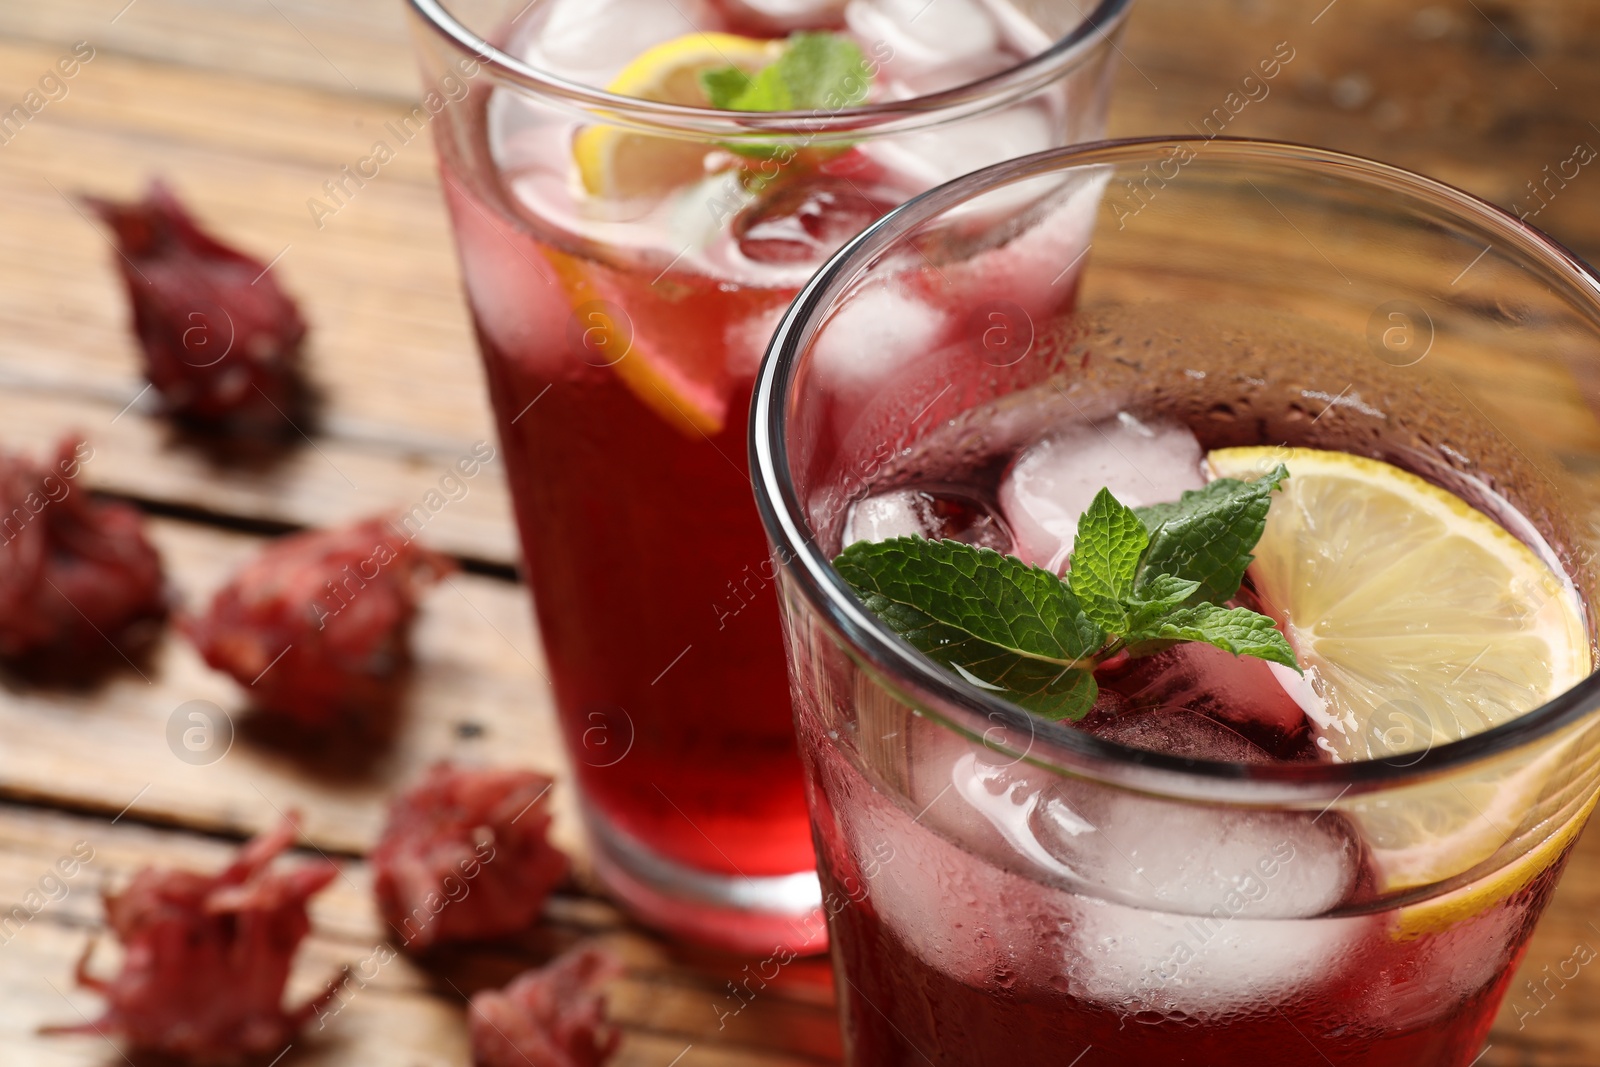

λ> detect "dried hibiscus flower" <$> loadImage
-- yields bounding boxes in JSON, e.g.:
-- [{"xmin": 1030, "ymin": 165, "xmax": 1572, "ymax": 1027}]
[
  {"xmin": 44, "ymin": 817, "xmax": 344, "ymax": 1060},
  {"xmin": 0, "ymin": 436, "xmax": 165, "ymax": 663},
  {"xmin": 469, "ymin": 944, "xmax": 625, "ymax": 1067},
  {"xmin": 184, "ymin": 518, "xmax": 452, "ymax": 727},
  {"xmin": 86, "ymin": 181, "xmax": 310, "ymax": 434},
  {"xmin": 373, "ymin": 762, "xmax": 568, "ymax": 951}
]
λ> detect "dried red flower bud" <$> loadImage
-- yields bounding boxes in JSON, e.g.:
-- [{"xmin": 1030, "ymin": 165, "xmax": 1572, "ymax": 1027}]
[
  {"xmin": 373, "ymin": 762, "xmax": 568, "ymax": 950},
  {"xmin": 0, "ymin": 436, "xmax": 165, "ymax": 661},
  {"xmin": 184, "ymin": 517, "xmax": 452, "ymax": 727},
  {"xmin": 470, "ymin": 944, "xmax": 625, "ymax": 1067},
  {"xmin": 86, "ymin": 181, "xmax": 310, "ymax": 434},
  {"xmin": 43, "ymin": 817, "xmax": 344, "ymax": 1059}
]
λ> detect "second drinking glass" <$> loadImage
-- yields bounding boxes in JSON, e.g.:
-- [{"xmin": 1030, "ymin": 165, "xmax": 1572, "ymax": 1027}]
[
  {"xmin": 750, "ymin": 139, "xmax": 1600, "ymax": 1063},
  {"xmin": 408, "ymin": 0, "xmax": 1134, "ymax": 950}
]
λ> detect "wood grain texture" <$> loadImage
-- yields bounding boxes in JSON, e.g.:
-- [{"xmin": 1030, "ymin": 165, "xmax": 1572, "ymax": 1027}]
[
  {"xmin": 0, "ymin": 35, "xmax": 516, "ymax": 562},
  {"xmin": 1, "ymin": 0, "xmax": 1599, "ymax": 1062},
  {"xmin": 0, "ymin": 806, "xmax": 840, "ymax": 1067},
  {"xmin": 0, "ymin": 0, "xmax": 422, "ymax": 101},
  {"xmin": 0, "ymin": 516, "xmax": 569, "ymax": 859}
]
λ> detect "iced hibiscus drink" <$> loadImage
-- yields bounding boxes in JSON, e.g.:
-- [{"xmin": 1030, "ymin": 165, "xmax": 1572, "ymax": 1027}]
[
  {"xmin": 751, "ymin": 140, "xmax": 1600, "ymax": 1065},
  {"xmin": 410, "ymin": 0, "xmax": 1131, "ymax": 948},
  {"xmin": 818, "ymin": 407, "xmax": 1588, "ymax": 1065}
]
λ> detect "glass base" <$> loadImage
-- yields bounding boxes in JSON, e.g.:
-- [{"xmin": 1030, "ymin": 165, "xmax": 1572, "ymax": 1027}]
[{"xmin": 585, "ymin": 805, "xmax": 828, "ymax": 956}]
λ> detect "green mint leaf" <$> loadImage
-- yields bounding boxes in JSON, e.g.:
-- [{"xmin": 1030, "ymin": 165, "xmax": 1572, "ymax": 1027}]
[
  {"xmin": 1123, "ymin": 572, "xmax": 1202, "ymax": 633},
  {"xmin": 714, "ymin": 58, "xmax": 793, "ymax": 111},
  {"xmin": 995, "ymin": 665, "xmax": 1098, "ymax": 721},
  {"xmin": 836, "ymin": 537, "xmax": 1104, "ymax": 664},
  {"xmin": 1126, "ymin": 602, "xmax": 1301, "ymax": 672},
  {"xmin": 1134, "ymin": 464, "xmax": 1289, "ymax": 607},
  {"xmin": 771, "ymin": 32, "xmax": 871, "ymax": 111},
  {"xmin": 836, "ymin": 467, "xmax": 1302, "ymax": 725},
  {"xmin": 699, "ymin": 33, "xmax": 871, "ymax": 159},
  {"xmin": 1068, "ymin": 487, "xmax": 1149, "ymax": 632},
  {"xmin": 700, "ymin": 66, "xmax": 755, "ymax": 109},
  {"xmin": 700, "ymin": 32, "xmax": 870, "ymax": 112},
  {"xmin": 855, "ymin": 593, "xmax": 1100, "ymax": 720},
  {"xmin": 1133, "ymin": 572, "xmax": 1201, "ymax": 605}
]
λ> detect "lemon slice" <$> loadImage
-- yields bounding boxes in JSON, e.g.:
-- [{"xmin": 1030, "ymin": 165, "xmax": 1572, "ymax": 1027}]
[
  {"xmin": 573, "ymin": 33, "xmax": 779, "ymax": 199},
  {"xmin": 1207, "ymin": 447, "xmax": 1589, "ymax": 763},
  {"xmin": 1205, "ymin": 446, "xmax": 1595, "ymax": 922},
  {"xmin": 542, "ymin": 246, "xmax": 731, "ymax": 438},
  {"xmin": 1389, "ymin": 763, "xmax": 1598, "ymax": 938},
  {"xmin": 557, "ymin": 33, "xmax": 776, "ymax": 436}
]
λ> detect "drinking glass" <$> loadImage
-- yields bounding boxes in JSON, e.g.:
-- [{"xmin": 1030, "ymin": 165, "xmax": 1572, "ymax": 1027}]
[
  {"xmin": 407, "ymin": 0, "xmax": 1134, "ymax": 952},
  {"xmin": 751, "ymin": 138, "xmax": 1600, "ymax": 1063}
]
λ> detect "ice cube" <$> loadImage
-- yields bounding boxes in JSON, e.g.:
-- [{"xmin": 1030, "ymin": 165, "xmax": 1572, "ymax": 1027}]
[
  {"xmin": 931, "ymin": 742, "xmax": 1358, "ymax": 921},
  {"xmin": 863, "ymin": 106, "xmax": 1055, "ymax": 190},
  {"xmin": 715, "ymin": 0, "xmax": 849, "ymax": 33},
  {"xmin": 832, "ymin": 718, "xmax": 1369, "ymax": 1016},
  {"xmin": 1026, "ymin": 783, "xmax": 1360, "ymax": 919},
  {"xmin": 1015, "ymin": 754, "xmax": 1371, "ymax": 1016},
  {"xmin": 522, "ymin": 0, "xmax": 717, "ymax": 87},
  {"xmin": 845, "ymin": 0, "xmax": 999, "ymax": 71},
  {"xmin": 843, "ymin": 488, "xmax": 1011, "ymax": 551},
  {"xmin": 888, "ymin": 741, "xmax": 1369, "ymax": 1014},
  {"xmin": 907, "ymin": 737, "xmax": 1360, "ymax": 921},
  {"xmin": 734, "ymin": 177, "xmax": 896, "ymax": 267},
  {"xmin": 1088, "ymin": 707, "xmax": 1274, "ymax": 763},
  {"xmin": 1065, "ymin": 897, "xmax": 1373, "ymax": 1018},
  {"xmin": 724, "ymin": 302, "xmax": 788, "ymax": 380},
  {"xmin": 999, "ymin": 415, "xmax": 1205, "ymax": 570},
  {"xmin": 728, "ymin": 0, "xmax": 844, "ymax": 15},
  {"xmin": 939, "ymin": 166, "xmax": 1111, "ymax": 313},
  {"xmin": 833, "ymin": 742, "xmax": 1078, "ymax": 989},
  {"xmin": 810, "ymin": 283, "xmax": 946, "ymax": 398},
  {"xmin": 1108, "ymin": 643, "xmax": 1315, "ymax": 760}
]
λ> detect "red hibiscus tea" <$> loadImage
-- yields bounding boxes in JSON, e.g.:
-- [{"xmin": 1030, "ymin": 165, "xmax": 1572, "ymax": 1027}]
[
  {"xmin": 752, "ymin": 140, "xmax": 1600, "ymax": 1064},
  {"xmin": 410, "ymin": 0, "xmax": 1132, "ymax": 949}
]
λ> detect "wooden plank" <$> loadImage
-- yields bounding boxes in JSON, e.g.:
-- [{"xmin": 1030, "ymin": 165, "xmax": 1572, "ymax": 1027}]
[
  {"xmin": 0, "ymin": 49, "xmax": 489, "ymax": 445},
  {"xmin": 0, "ymin": 39, "xmax": 518, "ymax": 562},
  {"xmin": 0, "ymin": 0, "xmax": 422, "ymax": 102},
  {"xmin": 1106, "ymin": 0, "xmax": 1600, "ymax": 260},
  {"xmin": 4, "ymin": 0, "xmax": 1596, "ymax": 258},
  {"xmin": 2, "ymin": 798, "xmax": 1600, "ymax": 1065},
  {"xmin": 0, "ymin": 516, "xmax": 554, "ymax": 858},
  {"xmin": 0, "ymin": 39, "xmax": 441, "ymax": 179},
  {"xmin": 0, "ymin": 806, "xmax": 841, "ymax": 1066},
  {"xmin": 0, "ymin": 0, "xmax": 1596, "ymax": 549},
  {"xmin": 0, "ymin": 387, "xmax": 518, "ymax": 565},
  {"xmin": 0, "ymin": 0, "xmax": 1597, "ymax": 1063}
]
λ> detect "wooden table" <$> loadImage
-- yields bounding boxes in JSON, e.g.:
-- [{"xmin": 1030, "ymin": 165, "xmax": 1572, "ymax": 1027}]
[{"xmin": 0, "ymin": 1, "xmax": 1597, "ymax": 1063}]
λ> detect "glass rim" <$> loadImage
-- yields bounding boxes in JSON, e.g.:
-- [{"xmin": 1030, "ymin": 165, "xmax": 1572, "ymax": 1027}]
[
  {"xmin": 750, "ymin": 135, "xmax": 1600, "ymax": 798},
  {"xmin": 405, "ymin": 0, "xmax": 1134, "ymax": 139}
]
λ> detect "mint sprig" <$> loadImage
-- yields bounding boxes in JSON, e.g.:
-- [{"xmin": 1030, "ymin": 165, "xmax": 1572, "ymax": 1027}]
[
  {"xmin": 835, "ymin": 536, "xmax": 1104, "ymax": 663},
  {"xmin": 1067, "ymin": 487, "xmax": 1149, "ymax": 633},
  {"xmin": 834, "ymin": 467, "xmax": 1299, "ymax": 722},
  {"xmin": 699, "ymin": 33, "xmax": 871, "ymax": 159},
  {"xmin": 1133, "ymin": 465, "xmax": 1287, "ymax": 607},
  {"xmin": 701, "ymin": 32, "xmax": 871, "ymax": 113}
]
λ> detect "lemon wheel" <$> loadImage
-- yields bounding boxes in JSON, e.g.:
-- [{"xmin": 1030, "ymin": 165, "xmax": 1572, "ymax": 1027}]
[
  {"xmin": 1207, "ymin": 446, "xmax": 1589, "ymax": 764},
  {"xmin": 541, "ymin": 245, "xmax": 731, "ymax": 439},
  {"xmin": 559, "ymin": 33, "xmax": 777, "ymax": 436},
  {"xmin": 1206, "ymin": 446, "xmax": 1596, "ymax": 930},
  {"xmin": 572, "ymin": 33, "xmax": 779, "ymax": 200}
]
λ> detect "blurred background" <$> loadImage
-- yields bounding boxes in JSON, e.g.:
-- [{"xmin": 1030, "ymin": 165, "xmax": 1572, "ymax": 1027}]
[{"xmin": 0, "ymin": 0, "xmax": 1597, "ymax": 1063}]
